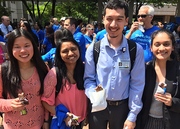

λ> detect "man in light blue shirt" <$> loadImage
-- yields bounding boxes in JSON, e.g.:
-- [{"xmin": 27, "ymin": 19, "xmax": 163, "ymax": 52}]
[
  {"xmin": 0, "ymin": 16, "xmax": 13, "ymax": 42},
  {"xmin": 84, "ymin": 0, "xmax": 145, "ymax": 129}
]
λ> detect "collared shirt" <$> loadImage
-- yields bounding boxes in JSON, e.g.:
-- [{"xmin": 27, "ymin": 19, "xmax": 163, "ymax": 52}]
[
  {"xmin": 0, "ymin": 23, "xmax": 13, "ymax": 41},
  {"xmin": 73, "ymin": 30, "xmax": 86, "ymax": 62},
  {"xmin": 84, "ymin": 34, "xmax": 145, "ymax": 122}
]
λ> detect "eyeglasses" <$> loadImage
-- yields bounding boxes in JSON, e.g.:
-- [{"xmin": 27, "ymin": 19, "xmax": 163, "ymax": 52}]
[
  {"xmin": 88, "ymin": 28, "xmax": 94, "ymax": 30},
  {"xmin": 137, "ymin": 15, "xmax": 151, "ymax": 18}
]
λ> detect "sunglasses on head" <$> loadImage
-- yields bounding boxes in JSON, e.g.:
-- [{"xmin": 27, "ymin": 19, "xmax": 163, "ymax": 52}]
[
  {"xmin": 137, "ymin": 15, "xmax": 151, "ymax": 18},
  {"xmin": 88, "ymin": 28, "xmax": 94, "ymax": 30}
]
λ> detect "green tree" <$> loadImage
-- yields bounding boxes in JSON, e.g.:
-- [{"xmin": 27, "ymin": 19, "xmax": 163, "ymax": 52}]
[{"xmin": 0, "ymin": 0, "xmax": 12, "ymax": 18}]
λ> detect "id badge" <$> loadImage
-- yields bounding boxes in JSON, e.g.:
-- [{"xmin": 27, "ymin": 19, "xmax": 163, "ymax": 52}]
[{"xmin": 118, "ymin": 59, "xmax": 130, "ymax": 70}]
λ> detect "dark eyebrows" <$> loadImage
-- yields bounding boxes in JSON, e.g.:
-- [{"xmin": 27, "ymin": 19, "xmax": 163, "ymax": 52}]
[{"xmin": 106, "ymin": 15, "xmax": 125, "ymax": 18}]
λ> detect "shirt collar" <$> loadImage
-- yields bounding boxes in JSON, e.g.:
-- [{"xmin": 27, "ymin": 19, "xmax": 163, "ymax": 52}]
[{"xmin": 102, "ymin": 34, "xmax": 128, "ymax": 51}]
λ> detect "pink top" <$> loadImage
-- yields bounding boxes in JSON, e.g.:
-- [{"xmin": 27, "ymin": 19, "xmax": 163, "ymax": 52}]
[
  {"xmin": 41, "ymin": 67, "xmax": 88, "ymax": 122},
  {"xmin": 0, "ymin": 67, "xmax": 48, "ymax": 129}
]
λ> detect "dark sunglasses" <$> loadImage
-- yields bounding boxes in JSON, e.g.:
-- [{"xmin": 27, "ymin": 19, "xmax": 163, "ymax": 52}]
[
  {"xmin": 137, "ymin": 15, "xmax": 150, "ymax": 18},
  {"xmin": 88, "ymin": 28, "xmax": 94, "ymax": 30}
]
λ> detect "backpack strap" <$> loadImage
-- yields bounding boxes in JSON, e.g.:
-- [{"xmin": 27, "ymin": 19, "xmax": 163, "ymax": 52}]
[
  {"xmin": 55, "ymin": 67, "xmax": 62, "ymax": 98},
  {"xmin": 93, "ymin": 39, "xmax": 137, "ymax": 72},
  {"xmin": 127, "ymin": 39, "xmax": 137, "ymax": 72},
  {"xmin": 93, "ymin": 40, "xmax": 101, "ymax": 69}
]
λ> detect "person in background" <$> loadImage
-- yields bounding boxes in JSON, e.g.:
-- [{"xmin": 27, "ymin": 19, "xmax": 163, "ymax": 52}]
[
  {"xmin": 44, "ymin": 22, "xmax": 50, "ymax": 36},
  {"xmin": 125, "ymin": 5, "xmax": 160, "ymax": 62},
  {"xmin": 52, "ymin": 18, "xmax": 60, "ymax": 32},
  {"xmin": 95, "ymin": 29, "xmax": 107, "ymax": 42},
  {"xmin": 94, "ymin": 23, "xmax": 103, "ymax": 34},
  {"xmin": 163, "ymin": 17, "xmax": 176, "ymax": 32},
  {"xmin": 20, "ymin": 20, "xmax": 39, "ymax": 48},
  {"xmin": 0, "ymin": 29, "xmax": 5, "ymax": 43},
  {"xmin": 81, "ymin": 27, "xmax": 86, "ymax": 35},
  {"xmin": 172, "ymin": 23, "xmax": 180, "ymax": 41},
  {"xmin": 84, "ymin": 24, "xmax": 96, "ymax": 49},
  {"xmin": 59, "ymin": 17, "xmax": 66, "ymax": 30},
  {"xmin": 0, "ymin": 16, "xmax": 13, "ymax": 42},
  {"xmin": 35, "ymin": 22, "xmax": 44, "ymax": 44},
  {"xmin": 41, "ymin": 34, "xmax": 87, "ymax": 129},
  {"xmin": 0, "ymin": 41, "xmax": 8, "ymax": 64},
  {"xmin": 41, "ymin": 28, "xmax": 73, "ymax": 66},
  {"xmin": 136, "ymin": 29, "xmax": 180, "ymax": 129},
  {"xmin": 76, "ymin": 19, "xmax": 83, "ymax": 32},
  {"xmin": 0, "ymin": 29, "xmax": 49, "ymax": 129},
  {"xmin": 64, "ymin": 17, "xmax": 86, "ymax": 62},
  {"xmin": 42, "ymin": 26, "xmax": 56, "ymax": 54}
]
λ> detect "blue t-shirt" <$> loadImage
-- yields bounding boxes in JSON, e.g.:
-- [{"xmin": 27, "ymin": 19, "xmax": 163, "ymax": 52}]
[
  {"xmin": 53, "ymin": 25, "xmax": 60, "ymax": 32},
  {"xmin": 94, "ymin": 28, "xmax": 103, "ymax": 34},
  {"xmin": 43, "ymin": 37, "xmax": 53, "ymax": 53},
  {"xmin": 32, "ymin": 29, "xmax": 39, "ymax": 40},
  {"xmin": 126, "ymin": 25, "xmax": 160, "ymax": 62},
  {"xmin": 84, "ymin": 35, "xmax": 93, "ymax": 45},
  {"xmin": 76, "ymin": 27, "xmax": 81, "ymax": 32},
  {"xmin": 37, "ymin": 30, "xmax": 44, "ymax": 43},
  {"xmin": 73, "ymin": 31, "xmax": 86, "ymax": 62},
  {"xmin": 0, "ymin": 36, "xmax": 5, "ymax": 43},
  {"xmin": 163, "ymin": 22, "xmax": 175, "ymax": 32},
  {"xmin": 41, "ymin": 48, "xmax": 56, "ymax": 63},
  {"xmin": 95, "ymin": 29, "xmax": 107, "ymax": 42}
]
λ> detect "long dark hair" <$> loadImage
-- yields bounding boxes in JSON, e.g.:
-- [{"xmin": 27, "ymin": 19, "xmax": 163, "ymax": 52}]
[
  {"xmin": 45, "ymin": 26, "xmax": 55, "ymax": 47},
  {"xmin": 1, "ymin": 29, "xmax": 48, "ymax": 98},
  {"xmin": 54, "ymin": 36, "xmax": 84, "ymax": 92},
  {"xmin": 151, "ymin": 29, "xmax": 177, "ymax": 59},
  {"xmin": 22, "ymin": 20, "xmax": 39, "ymax": 47}
]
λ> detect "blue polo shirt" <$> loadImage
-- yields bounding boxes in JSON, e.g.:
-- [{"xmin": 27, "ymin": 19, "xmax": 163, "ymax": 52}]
[
  {"xmin": 41, "ymin": 48, "xmax": 56, "ymax": 63},
  {"xmin": 95, "ymin": 29, "xmax": 107, "ymax": 42},
  {"xmin": 53, "ymin": 25, "xmax": 60, "ymax": 32},
  {"xmin": 84, "ymin": 35, "xmax": 93, "ymax": 45},
  {"xmin": 73, "ymin": 31, "xmax": 86, "ymax": 62},
  {"xmin": 43, "ymin": 37, "xmax": 53, "ymax": 53}
]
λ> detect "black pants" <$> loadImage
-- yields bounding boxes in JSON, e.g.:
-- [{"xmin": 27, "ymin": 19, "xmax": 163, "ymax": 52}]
[{"xmin": 88, "ymin": 99, "xmax": 129, "ymax": 129}]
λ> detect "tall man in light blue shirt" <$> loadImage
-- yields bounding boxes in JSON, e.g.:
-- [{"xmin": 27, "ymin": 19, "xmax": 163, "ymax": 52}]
[
  {"xmin": 0, "ymin": 16, "xmax": 13, "ymax": 42},
  {"xmin": 84, "ymin": 0, "xmax": 145, "ymax": 129}
]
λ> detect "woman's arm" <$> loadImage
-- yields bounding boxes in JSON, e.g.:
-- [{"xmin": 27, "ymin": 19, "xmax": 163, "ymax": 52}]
[{"xmin": 42, "ymin": 101, "xmax": 56, "ymax": 115}]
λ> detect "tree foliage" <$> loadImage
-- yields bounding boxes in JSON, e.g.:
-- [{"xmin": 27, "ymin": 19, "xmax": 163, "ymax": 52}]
[{"xmin": 0, "ymin": 0, "xmax": 13, "ymax": 18}]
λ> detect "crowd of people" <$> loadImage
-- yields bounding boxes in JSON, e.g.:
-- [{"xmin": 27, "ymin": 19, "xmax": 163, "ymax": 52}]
[{"xmin": 0, "ymin": 0, "xmax": 180, "ymax": 129}]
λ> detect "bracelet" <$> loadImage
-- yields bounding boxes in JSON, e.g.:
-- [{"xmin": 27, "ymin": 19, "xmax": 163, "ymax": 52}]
[{"xmin": 44, "ymin": 120, "xmax": 49, "ymax": 123}]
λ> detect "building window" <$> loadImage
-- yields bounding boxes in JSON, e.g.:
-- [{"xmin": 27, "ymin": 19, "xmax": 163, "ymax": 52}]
[
  {"xmin": 13, "ymin": 19, "xmax": 17, "ymax": 23},
  {"xmin": 11, "ymin": 1, "xmax": 15, "ymax": 4}
]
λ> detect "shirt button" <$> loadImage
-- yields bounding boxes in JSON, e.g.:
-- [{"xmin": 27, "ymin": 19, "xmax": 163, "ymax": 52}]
[
  {"xmin": 112, "ymin": 88, "xmax": 114, "ymax": 90},
  {"xmin": 113, "ymin": 77, "xmax": 115, "ymax": 79},
  {"xmin": 112, "ymin": 98, "xmax": 114, "ymax": 100},
  {"xmin": 113, "ymin": 66, "xmax": 115, "ymax": 68}
]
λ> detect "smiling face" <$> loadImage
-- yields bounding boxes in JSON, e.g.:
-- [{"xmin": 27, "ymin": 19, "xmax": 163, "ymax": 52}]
[
  {"xmin": 103, "ymin": 8, "xmax": 128, "ymax": 39},
  {"xmin": 12, "ymin": 36, "xmax": 34, "ymax": 65},
  {"xmin": 60, "ymin": 41, "xmax": 80, "ymax": 65},
  {"xmin": 151, "ymin": 32, "xmax": 174, "ymax": 61}
]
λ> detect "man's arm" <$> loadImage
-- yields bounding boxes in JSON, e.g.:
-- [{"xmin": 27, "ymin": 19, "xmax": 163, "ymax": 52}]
[
  {"xmin": 124, "ymin": 43, "xmax": 145, "ymax": 128},
  {"xmin": 125, "ymin": 22, "xmax": 139, "ymax": 40},
  {"xmin": 84, "ymin": 43, "xmax": 97, "ymax": 98}
]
